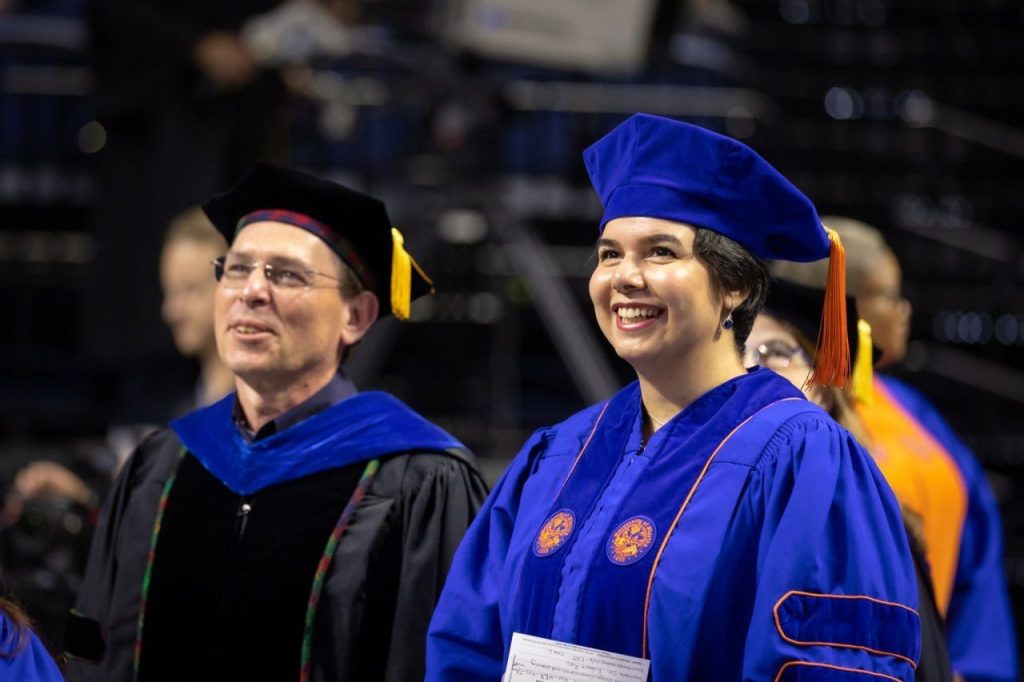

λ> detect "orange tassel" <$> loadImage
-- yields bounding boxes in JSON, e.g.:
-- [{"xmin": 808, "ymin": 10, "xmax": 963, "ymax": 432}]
[{"xmin": 809, "ymin": 227, "xmax": 851, "ymax": 388}]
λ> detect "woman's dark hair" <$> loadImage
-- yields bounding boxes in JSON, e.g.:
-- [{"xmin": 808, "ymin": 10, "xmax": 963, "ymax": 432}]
[
  {"xmin": 0, "ymin": 598, "xmax": 31, "ymax": 659},
  {"xmin": 693, "ymin": 228, "xmax": 769, "ymax": 353}
]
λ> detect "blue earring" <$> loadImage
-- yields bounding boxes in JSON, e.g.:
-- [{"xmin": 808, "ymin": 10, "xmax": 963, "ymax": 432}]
[{"xmin": 722, "ymin": 309, "xmax": 735, "ymax": 330}]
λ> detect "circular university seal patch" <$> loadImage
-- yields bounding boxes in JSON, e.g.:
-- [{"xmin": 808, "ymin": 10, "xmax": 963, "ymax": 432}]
[
  {"xmin": 533, "ymin": 509, "xmax": 576, "ymax": 558},
  {"xmin": 606, "ymin": 516, "xmax": 657, "ymax": 566}
]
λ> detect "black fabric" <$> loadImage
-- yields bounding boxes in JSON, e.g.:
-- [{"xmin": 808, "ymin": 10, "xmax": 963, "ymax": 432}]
[
  {"xmin": 65, "ymin": 431, "xmax": 488, "ymax": 682},
  {"xmin": 202, "ymin": 163, "xmax": 433, "ymax": 311},
  {"xmin": 909, "ymin": 530, "xmax": 954, "ymax": 682},
  {"xmin": 141, "ymin": 455, "xmax": 362, "ymax": 681},
  {"xmin": 308, "ymin": 451, "xmax": 488, "ymax": 682},
  {"xmin": 64, "ymin": 612, "xmax": 105, "ymax": 664},
  {"xmin": 65, "ymin": 431, "xmax": 183, "ymax": 682}
]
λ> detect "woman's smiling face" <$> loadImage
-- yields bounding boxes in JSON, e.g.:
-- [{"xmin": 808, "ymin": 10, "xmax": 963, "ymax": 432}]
[{"xmin": 589, "ymin": 217, "xmax": 727, "ymax": 372}]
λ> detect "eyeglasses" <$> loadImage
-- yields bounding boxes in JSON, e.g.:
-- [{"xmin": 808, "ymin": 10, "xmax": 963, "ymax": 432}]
[
  {"xmin": 750, "ymin": 339, "xmax": 812, "ymax": 371},
  {"xmin": 211, "ymin": 256, "xmax": 344, "ymax": 291}
]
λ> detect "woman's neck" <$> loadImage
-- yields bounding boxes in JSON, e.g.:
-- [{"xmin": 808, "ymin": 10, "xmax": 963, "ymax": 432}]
[{"xmin": 635, "ymin": 344, "xmax": 746, "ymax": 433}]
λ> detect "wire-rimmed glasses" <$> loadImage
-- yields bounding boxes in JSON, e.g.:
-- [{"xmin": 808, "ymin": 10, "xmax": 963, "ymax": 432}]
[{"xmin": 211, "ymin": 256, "xmax": 344, "ymax": 291}]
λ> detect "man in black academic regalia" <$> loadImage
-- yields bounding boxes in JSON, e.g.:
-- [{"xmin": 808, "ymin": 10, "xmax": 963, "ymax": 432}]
[{"xmin": 64, "ymin": 164, "xmax": 488, "ymax": 682}]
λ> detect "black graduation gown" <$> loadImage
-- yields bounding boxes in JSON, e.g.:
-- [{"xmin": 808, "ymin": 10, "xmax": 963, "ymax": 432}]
[
  {"xmin": 910, "ymin": 527, "xmax": 954, "ymax": 682},
  {"xmin": 65, "ymin": 429, "xmax": 488, "ymax": 681}
]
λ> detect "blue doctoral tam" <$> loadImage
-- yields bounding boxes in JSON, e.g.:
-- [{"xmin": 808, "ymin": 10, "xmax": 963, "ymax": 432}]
[{"xmin": 583, "ymin": 113, "xmax": 829, "ymax": 262}]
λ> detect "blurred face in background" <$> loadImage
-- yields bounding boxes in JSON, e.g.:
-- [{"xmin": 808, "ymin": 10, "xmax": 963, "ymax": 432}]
[
  {"xmin": 160, "ymin": 237, "xmax": 223, "ymax": 357},
  {"xmin": 745, "ymin": 314, "xmax": 829, "ymax": 410},
  {"xmin": 856, "ymin": 250, "xmax": 911, "ymax": 368}
]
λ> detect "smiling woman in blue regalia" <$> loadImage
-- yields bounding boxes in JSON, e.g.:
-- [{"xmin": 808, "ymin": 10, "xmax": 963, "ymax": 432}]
[{"xmin": 426, "ymin": 114, "xmax": 922, "ymax": 681}]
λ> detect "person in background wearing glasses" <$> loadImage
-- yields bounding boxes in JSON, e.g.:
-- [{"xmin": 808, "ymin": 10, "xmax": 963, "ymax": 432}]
[
  {"xmin": 64, "ymin": 164, "xmax": 487, "ymax": 682},
  {"xmin": 773, "ymin": 218, "xmax": 1018, "ymax": 682},
  {"xmin": 427, "ymin": 115, "xmax": 919, "ymax": 681},
  {"xmin": 746, "ymin": 277, "xmax": 954, "ymax": 682}
]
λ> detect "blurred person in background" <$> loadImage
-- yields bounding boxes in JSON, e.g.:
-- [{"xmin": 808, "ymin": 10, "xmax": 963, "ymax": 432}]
[
  {"xmin": 0, "ymin": 207, "xmax": 235, "ymax": 653},
  {"xmin": 65, "ymin": 164, "xmax": 487, "ymax": 682},
  {"xmin": 428, "ymin": 115, "xmax": 920, "ymax": 681},
  {"xmin": 0, "ymin": 598, "xmax": 64, "ymax": 681},
  {"xmin": 13, "ymin": 206, "xmax": 235, "ymax": 495},
  {"xmin": 84, "ymin": 0, "xmax": 286, "ymax": 427},
  {"xmin": 158, "ymin": 207, "xmax": 235, "ymax": 419},
  {"xmin": 773, "ymin": 217, "xmax": 1018, "ymax": 682},
  {"xmin": 746, "ymin": 279, "xmax": 953, "ymax": 682},
  {"xmin": 108, "ymin": 206, "xmax": 238, "ymax": 461}
]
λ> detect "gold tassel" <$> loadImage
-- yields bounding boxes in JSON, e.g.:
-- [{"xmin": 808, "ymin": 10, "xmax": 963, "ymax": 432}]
[
  {"xmin": 808, "ymin": 227, "xmax": 851, "ymax": 388},
  {"xmin": 852, "ymin": 319, "xmax": 874, "ymax": 406},
  {"xmin": 390, "ymin": 227, "xmax": 412, "ymax": 320}
]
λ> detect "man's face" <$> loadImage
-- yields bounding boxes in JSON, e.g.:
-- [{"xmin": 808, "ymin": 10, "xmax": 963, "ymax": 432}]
[
  {"xmin": 856, "ymin": 251, "xmax": 911, "ymax": 368},
  {"xmin": 160, "ymin": 238, "xmax": 222, "ymax": 357},
  {"xmin": 214, "ymin": 221, "xmax": 362, "ymax": 389}
]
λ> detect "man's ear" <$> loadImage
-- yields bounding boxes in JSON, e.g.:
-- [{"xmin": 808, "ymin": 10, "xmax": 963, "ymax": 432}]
[{"xmin": 339, "ymin": 291, "xmax": 380, "ymax": 346}]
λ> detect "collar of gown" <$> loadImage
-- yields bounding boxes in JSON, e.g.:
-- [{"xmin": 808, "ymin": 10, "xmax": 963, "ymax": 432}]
[{"xmin": 171, "ymin": 390, "xmax": 465, "ymax": 495}]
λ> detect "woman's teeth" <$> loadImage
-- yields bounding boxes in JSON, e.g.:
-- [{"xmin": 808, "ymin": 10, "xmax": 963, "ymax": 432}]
[{"xmin": 617, "ymin": 307, "xmax": 661, "ymax": 320}]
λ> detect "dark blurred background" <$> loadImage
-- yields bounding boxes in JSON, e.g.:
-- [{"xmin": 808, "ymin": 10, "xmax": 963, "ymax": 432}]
[{"xmin": 0, "ymin": 0, "xmax": 1022, "ymax": 663}]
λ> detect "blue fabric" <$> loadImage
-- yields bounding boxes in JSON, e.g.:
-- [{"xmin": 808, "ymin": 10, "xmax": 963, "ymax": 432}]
[
  {"xmin": 0, "ymin": 613, "xmax": 64, "ymax": 681},
  {"xmin": 171, "ymin": 391, "xmax": 465, "ymax": 495},
  {"xmin": 775, "ymin": 592, "xmax": 919, "ymax": 664},
  {"xmin": 776, "ymin": 663, "xmax": 890, "ymax": 681},
  {"xmin": 881, "ymin": 375, "xmax": 1018, "ymax": 682},
  {"xmin": 583, "ymin": 113, "xmax": 829, "ymax": 262},
  {"xmin": 427, "ymin": 368, "xmax": 920, "ymax": 681}
]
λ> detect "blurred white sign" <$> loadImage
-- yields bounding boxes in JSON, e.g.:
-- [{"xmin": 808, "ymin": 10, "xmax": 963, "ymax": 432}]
[{"xmin": 451, "ymin": 0, "xmax": 658, "ymax": 74}]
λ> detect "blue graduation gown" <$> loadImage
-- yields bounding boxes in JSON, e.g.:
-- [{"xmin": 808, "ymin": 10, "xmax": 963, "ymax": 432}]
[
  {"xmin": 0, "ymin": 613, "xmax": 64, "ymax": 682},
  {"xmin": 427, "ymin": 368, "xmax": 921, "ymax": 681},
  {"xmin": 881, "ymin": 375, "xmax": 1018, "ymax": 681}
]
